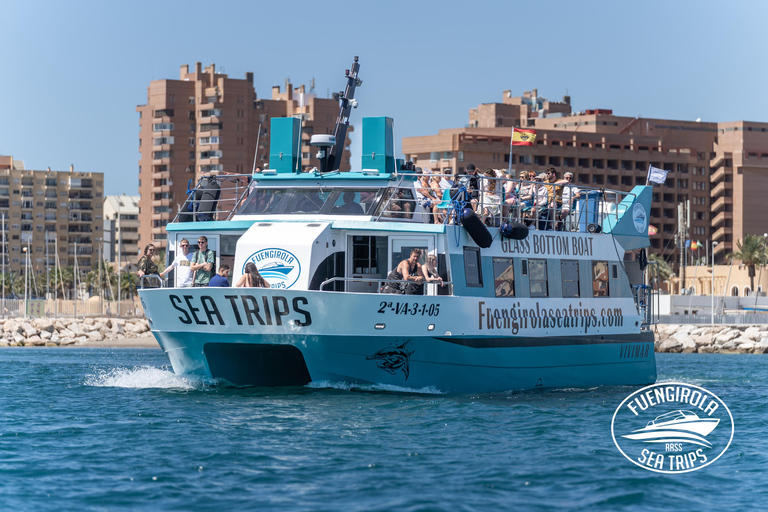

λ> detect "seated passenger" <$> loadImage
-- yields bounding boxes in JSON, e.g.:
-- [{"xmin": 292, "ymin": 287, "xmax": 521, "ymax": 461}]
[
  {"xmin": 334, "ymin": 191, "xmax": 364, "ymax": 214},
  {"xmin": 383, "ymin": 248, "xmax": 426, "ymax": 295}
]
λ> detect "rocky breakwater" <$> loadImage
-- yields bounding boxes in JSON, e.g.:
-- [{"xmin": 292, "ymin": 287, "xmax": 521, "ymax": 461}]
[
  {"xmin": 656, "ymin": 324, "xmax": 768, "ymax": 354},
  {"xmin": 0, "ymin": 317, "xmax": 151, "ymax": 347}
]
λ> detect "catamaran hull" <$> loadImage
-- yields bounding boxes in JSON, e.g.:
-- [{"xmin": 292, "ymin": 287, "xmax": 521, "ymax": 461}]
[{"xmin": 140, "ymin": 287, "xmax": 656, "ymax": 393}]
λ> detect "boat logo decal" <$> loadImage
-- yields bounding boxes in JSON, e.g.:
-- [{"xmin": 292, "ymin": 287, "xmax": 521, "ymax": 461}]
[
  {"xmin": 366, "ymin": 340, "xmax": 414, "ymax": 380},
  {"xmin": 632, "ymin": 203, "xmax": 647, "ymax": 234},
  {"xmin": 611, "ymin": 382, "xmax": 734, "ymax": 474},
  {"xmin": 243, "ymin": 248, "xmax": 301, "ymax": 289}
]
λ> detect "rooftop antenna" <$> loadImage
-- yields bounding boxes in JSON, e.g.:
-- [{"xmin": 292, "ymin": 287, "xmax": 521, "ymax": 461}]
[
  {"xmin": 310, "ymin": 78, "xmax": 316, "ymax": 95},
  {"xmin": 327, "ymin": 56, "xmax": 362, "ymax": 172}
]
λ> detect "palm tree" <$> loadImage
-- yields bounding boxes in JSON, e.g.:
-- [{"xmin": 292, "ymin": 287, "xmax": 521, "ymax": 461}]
[{"xmin": 727, "ymin": 234, "xmax": 767, "ymax": 292}]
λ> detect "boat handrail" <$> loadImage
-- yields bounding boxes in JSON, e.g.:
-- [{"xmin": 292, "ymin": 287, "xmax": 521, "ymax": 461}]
[
  {"xmin": 139, "ymin": 275, "xmax": 165, "ymax": 289},
  {"xmin": 167, "ymin": 171, "xmax": 637, "ymax": 234},
  {"xmin": 320, "ymin": 276, "xmax": 453, "ymax": 295}
]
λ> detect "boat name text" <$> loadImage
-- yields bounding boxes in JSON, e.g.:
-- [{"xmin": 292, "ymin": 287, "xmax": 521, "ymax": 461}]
[
  {"xmin": 501, "ymin": 234, "xmax": 594, "ymax": 257},
  {"xmin": 168, "ymin": 294, "xmax": 312, "ymax": 327}
]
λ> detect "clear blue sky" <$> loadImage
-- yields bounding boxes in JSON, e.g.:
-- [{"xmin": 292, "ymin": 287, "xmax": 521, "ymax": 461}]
[{"xmin": 1, "ymin": 0, "xmax": 766, "ymax": 196}]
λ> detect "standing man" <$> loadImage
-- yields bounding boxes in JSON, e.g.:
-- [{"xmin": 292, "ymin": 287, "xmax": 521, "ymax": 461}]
[
  {"xmin": 208, "ymin": 265, "xmax": 231, "ymax": 287},
  {"xmin": 190, "ymin": 236, "xmax": 215, "ymax": 287},
  {"xmin": 160, "ymin": 238, "xmax": 194, "ymax": 287},
  {"xmin": 559, "ymin": 172, "xmax": 580, "ymax": 230}
]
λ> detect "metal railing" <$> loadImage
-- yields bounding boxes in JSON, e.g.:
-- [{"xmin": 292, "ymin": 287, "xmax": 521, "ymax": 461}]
[
  {"xmin": 658, "ymin": 314, "xmax": 768, "ymax": 325},
  {"xmin": 168, "ymin": 171, "xmax": 635, "ymax": 234},
  {"xmin": 320, "ymin": 276, "xmax": 453, "ymax": 295}
]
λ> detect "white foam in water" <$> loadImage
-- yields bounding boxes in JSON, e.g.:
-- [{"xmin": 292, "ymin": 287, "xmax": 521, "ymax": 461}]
[
  {"xmin": 84, "ymin": 366, "xmax": 205, "ymax": 390},
  {"xmin": 307, "ymin": 380, "xmax": 445, "ymax": 395}
]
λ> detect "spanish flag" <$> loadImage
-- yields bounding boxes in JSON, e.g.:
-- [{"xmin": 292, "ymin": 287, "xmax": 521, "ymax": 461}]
[{"xmin": 511, "ymin": 128, "xmax": 537, "ymax": 146}]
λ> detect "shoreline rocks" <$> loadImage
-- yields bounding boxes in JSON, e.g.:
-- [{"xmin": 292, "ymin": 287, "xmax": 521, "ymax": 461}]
[
  {"xmin": 655, "ymin": 324, "xmax": 768, "ymax": 354},
  {"xmin": 0, "ymin": 317, "xmax": 150, "ymax": 347}
]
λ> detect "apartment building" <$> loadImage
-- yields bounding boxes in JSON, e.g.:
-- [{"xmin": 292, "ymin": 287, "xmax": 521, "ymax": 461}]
[
  {"xmin": 402, "ymin": 89, "xmax": 768, "ymax": 264},
  {"xmin": 0, "ymin": 156, "xmax": 104, "ymax": 276},
  {"xmin": 137, "ymin": 63, "xmax": 351, "ymax": 251},
  {"xmin": 103, "ymin": 194, "xmax": 140, "ymax": 270}
]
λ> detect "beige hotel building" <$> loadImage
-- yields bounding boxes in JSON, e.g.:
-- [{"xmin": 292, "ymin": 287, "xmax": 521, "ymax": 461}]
[
  {"xmin": 137, "ymin": 63, "xmax": 351, "ymax": 252},
  {"xmin": 403, "ymin": 89, "xmax": 768, "ymax": 266},
  {"xmin": 0, "ymin": 156, "xmax": 104, "ymax": 276}
]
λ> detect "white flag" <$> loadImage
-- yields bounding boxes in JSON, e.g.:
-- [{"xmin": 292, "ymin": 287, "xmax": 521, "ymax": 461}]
[{"xmin": 647, "ymin": 165, "xmax": 669, "ymax": 185}]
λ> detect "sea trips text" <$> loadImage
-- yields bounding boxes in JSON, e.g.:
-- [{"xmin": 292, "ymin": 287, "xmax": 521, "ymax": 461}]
[{"xmin": 169, "ymin": 294, "xmax": 312, "ymax": 327}]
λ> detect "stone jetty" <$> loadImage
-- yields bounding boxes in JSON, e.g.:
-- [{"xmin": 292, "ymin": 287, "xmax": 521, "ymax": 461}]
[
  {"xmin": 655, "ymin": 324, "xmax": 768, "ymax": 354},
  {"xmin": 0, "ymin": 317, "xmax": 150, "ymax": 347}
]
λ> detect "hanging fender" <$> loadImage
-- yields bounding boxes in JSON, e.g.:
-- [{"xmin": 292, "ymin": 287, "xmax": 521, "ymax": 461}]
[{"xmin": 460, "ymin": 208, "xmax": 493, "ymax": 248}]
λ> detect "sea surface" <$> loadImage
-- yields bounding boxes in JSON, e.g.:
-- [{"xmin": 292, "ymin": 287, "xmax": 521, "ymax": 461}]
[{"xmin": 1, "ymin": 348, "xmax": 766, "ymax": 512}]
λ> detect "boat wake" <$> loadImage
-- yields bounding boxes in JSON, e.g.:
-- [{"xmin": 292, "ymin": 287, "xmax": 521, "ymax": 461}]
[
  {"xmin": 307, "ymin": 380, "xmax": 445, "ymax": 395},
  {"xmin": 84, "ymin": 366, "xmax": 207, "ymax": 390}
]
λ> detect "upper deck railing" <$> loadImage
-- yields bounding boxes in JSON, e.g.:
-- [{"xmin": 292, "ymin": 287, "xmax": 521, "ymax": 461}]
[{"xmin": 170, "ymin": 171, "xmax": 636, "ymax": 233}]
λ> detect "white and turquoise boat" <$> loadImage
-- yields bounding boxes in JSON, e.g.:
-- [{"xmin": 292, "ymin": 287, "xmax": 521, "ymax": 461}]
[{"xmin": 139, "ymin": 58, "xmax": 658, "ymax": 393}]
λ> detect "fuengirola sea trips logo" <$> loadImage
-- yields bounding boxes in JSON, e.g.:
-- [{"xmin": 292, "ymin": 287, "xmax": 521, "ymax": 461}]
[
  {"xmin": 244, "ymin": 248, "xmax": 301, "ymax": 289},
  {"xmin": 612, "ymin": 382, "xmax": 734, "ymax": 474}
]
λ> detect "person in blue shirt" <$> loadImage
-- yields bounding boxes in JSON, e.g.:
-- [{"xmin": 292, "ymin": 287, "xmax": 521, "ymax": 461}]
[{"xmin": 208, "ymin": 264, "xmax": 231, "ymax": 287}]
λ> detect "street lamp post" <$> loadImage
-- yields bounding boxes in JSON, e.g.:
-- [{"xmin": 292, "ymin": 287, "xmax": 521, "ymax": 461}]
[
  {"xmin": 754, "ymin": 233, "xmax": 768, "ymax": 314},
  {"xmin": 711, "ymin": 240, "xmax": 718, "ymax": 326}
]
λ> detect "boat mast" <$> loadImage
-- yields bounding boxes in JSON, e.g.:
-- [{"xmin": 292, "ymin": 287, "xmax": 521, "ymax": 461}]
[{"xmin": 328, "ymin": 56, "xmax": 362, "ymax": 172}]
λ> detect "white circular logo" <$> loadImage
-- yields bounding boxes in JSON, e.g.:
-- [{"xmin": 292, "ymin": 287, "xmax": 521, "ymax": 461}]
[
  {"xmin": 243, "ymin": 248, "xmax": 301, "ymax": 289},
  {"xmin": 632, "ymin": 203, "xmax": 647, "ymax": 234},
  {"xmin": 612, "ymin": 382, "xmax": 733, "ymax": 473}
]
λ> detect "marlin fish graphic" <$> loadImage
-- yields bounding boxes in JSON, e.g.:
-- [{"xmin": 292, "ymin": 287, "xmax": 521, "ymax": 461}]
[{"xmin": 366, "ymin": 340, "xmax": 414, "ymax": 380}]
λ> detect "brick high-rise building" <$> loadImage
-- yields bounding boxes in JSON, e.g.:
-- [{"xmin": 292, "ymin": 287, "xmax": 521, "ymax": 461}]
[
  {"xmin": 137, "ymin": 63, "xmax": 351, "ymax": 252},
  {"xmin": 0, "ymin": 156, "xmax": 104, "ymax": 279},
  {"xmin": 402, "ymin": 89, "xmax": 768, "ymax": 265}
]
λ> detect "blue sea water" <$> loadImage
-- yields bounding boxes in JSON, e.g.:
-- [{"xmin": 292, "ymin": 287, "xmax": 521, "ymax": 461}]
[{"xmin": 1, "ymin": 348, "xmax": 766, "ymax": 512}]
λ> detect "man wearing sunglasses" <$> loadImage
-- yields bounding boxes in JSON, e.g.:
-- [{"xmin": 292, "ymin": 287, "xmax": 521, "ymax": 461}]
[
  {"xmin": 160, "ymin": 238, "xmax": 194, "ymax": 287},
  {"xmin": 191, "ymin": 236, "xmax": 215, "ymax": 287}
]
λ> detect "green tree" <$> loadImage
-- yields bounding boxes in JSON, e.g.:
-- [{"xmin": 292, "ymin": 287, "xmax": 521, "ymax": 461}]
[
  {"xmin": 648, "ymin": 253, "xmax": 674, "ymax": 287},
  {"xmin": 727, "ymin": 234, "xmax": 768, "ymax": 292}
]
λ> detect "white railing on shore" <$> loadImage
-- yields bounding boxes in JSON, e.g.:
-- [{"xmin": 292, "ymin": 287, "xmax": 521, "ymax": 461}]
[
  {"xmin": 658, "ymin": 314, "xmax": 768, "ymax": 325},
  {"xmin": 0, "ymin": 298, "xmax": 144, "ymax": 319}
]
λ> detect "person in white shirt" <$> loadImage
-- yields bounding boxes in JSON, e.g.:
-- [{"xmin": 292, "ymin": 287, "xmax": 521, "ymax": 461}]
[
  {"xmin": 559, "ymin": 172, "xmax": 580, "ymax": 230},
  {"xmin": 160, "ymin": 238, "xmax": 194, "ymax": 287}
]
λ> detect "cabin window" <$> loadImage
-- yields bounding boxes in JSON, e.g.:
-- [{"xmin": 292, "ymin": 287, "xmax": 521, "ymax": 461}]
[
  {"xmin": 463, "ymin": 247, "xmax": 483, "ymax": 287},
  {"xmin": 492, "ymin": 258, "xmax": 515, "ymax": 297},
  {"xmin": 612, "ymin": 263, "xmax": 619, "ymax": 279},
  {"xmin": 592, "ymin": 261, "xmax": 610, "ymax": 297},
  {"xmin": 561, "ymin": 260, "xmax": 580, "ymax": 298},
  {"xmin": 528, "ymin": 259, "xmax": 548, "ymax": 298},
  {"xmin": 377, "ymin": 188, "xmax": 416, "ymax": 219}
]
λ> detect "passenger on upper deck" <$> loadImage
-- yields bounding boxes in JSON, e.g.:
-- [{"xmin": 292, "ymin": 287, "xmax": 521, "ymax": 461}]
[
  {"xmin": 479, "ymin": 168, "xmax": 502, "ymax": 227},
  {"xmin": 414, "ymin": 171, "xmax": 440, "ymax": 223},
  {"xmin": 560, "ymin": 172, "xmax": 580, "ymax": 230}
]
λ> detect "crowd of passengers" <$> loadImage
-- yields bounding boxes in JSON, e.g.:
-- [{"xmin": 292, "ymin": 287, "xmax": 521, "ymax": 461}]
[{"xmin": 401, "ymin": 163, "xmax": 581, "ymax": 231}]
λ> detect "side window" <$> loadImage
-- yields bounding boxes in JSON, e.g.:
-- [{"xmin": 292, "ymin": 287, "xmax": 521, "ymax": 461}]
[
  {"xmin": 463, "ymin": 247, "xmax": 482, "ymax": 287},
  {"xmin": 493, "ymin": 258, "xmax": 515, "ymax": 297},
  {"xmin": 592, "ymin": 260, "xmax": 609, "ymax": 297},
  {"xmin": 561, "ymin": 260, "xmax": 580, "ymax": 297},
  {"xmin": 529, "ymin": 259, "xmax": 548, "ymax": 298}
]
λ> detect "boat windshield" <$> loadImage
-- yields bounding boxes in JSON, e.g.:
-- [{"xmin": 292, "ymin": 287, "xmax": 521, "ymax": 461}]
[{"xmin": 236, "ymin": 187, "xmax": 383, "ymax": 215}]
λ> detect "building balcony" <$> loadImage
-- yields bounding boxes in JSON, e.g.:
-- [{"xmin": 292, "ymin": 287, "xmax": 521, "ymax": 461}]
[
  {"xmin": 711, "ymin": 166, "xmax": 725, "ymax": 183},
  {"xmin": 710, "ymin": 153, "xmax": 724, "ymax": 169},
  {"xmin": 712, "ymin": 210, "xmax": 732, "ymax": 228},
  {"xmin": 711, "ymin": 180, "xmax": 732, "ymax": 197},
  {"xmin": 68, "ymin": 214, "xmax": 93, "ymax": 223},
  {"xmin": 67, "ymin": 202, "xmax": 93, "ymax": 211},
  {"xmin": 711, "ymin": 196, "xmax": 727, "ymax": 213},
  {"xmin": 152, "ymin": 198, "xmax": 172, "ymax": 208},
  {"xmin": 713, "ymin": 226, "xmax": 732, "ymax": 241}
]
